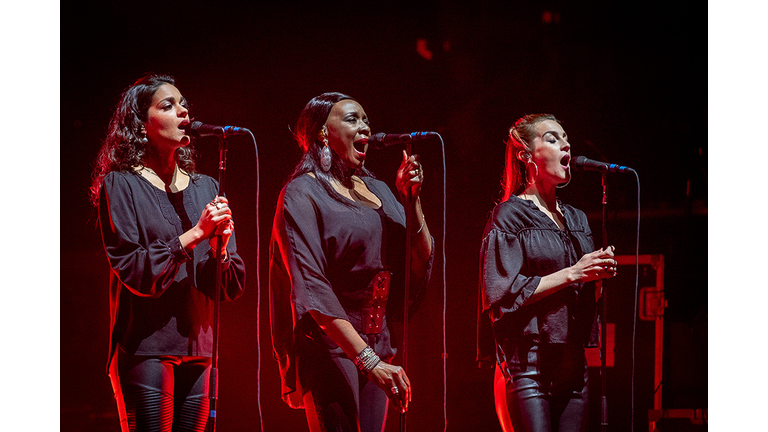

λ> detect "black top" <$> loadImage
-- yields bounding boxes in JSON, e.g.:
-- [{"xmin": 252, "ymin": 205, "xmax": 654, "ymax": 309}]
[
  {"xmin": 269, "ymin": 174, "xmax": 433, "ymax": 408},
  {"xmin": 99, "ymin": 171, "xmax": 246, "ymax": 369},
  {"xmin": 477, "ymin": 195, "xmax": 599, "ymax": 368}
]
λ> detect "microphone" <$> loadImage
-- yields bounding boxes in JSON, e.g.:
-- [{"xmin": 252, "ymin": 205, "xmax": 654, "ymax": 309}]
[
  {"xmin": 183, "ymin": 121, "xmax": 250, "ymax": 138},
  {"xmin": 365, "ymin": 131, "xmax": 438, "ymax": 149},
  {"xmin": 573, "ymin": 156, "xmax": 635, "ymax": 173}
]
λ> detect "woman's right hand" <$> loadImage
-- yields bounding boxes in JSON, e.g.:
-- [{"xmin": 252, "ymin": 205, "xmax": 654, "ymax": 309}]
[
  {"xmin": 571, "ymin": 246, "xmax": 617, "ymax": 283},
  {"xmin": 368, "ymin": 360, "xmax": 411, "ymax": 413},
  {"xmin": 196, "ymin": 196, "xmax": 233, "ymax": 239}
]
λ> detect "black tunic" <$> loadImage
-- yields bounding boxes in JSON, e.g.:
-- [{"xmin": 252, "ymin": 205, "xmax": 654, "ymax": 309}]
[
  {"xmin": 477, "ymin": 195, "xmax": 599, "ymax": 368},
  {"xmin": 269, "ymin": 174, "xmax": 432, "ymax": 408},
  {"xmin": 99, "ymin": 171, "xmax": 246, "ymax": 369}
]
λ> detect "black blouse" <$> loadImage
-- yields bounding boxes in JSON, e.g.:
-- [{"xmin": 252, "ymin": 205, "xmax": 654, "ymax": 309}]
[
  {"xmin": 477, "ymin": 195, "xmax": 599, "ymax": 367},
  {"xmin": 99, "ymin": 171, "xmax": 246, "ymax": 368},
  {"xmin": 269, "ymin": 174, "xmax": 433, "ymax": 407}
]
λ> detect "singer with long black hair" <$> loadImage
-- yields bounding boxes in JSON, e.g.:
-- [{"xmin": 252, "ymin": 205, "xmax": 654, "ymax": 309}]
[
  {"xmin": 477, "ymin": 113, "xmax": 617, "ymax": 432},
  {"xmin": 269, "ymin": 92, "xmax": 434, "ymax": 432},
  {"xmin": 90, "ymin": 73, "xmax": 246, "ymax": 432}
]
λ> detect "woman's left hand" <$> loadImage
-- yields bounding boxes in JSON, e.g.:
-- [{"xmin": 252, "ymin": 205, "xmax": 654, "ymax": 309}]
[
  {"xmin": 369, "ymin": 360, "xmax": 412, "ymax": 414},
  {"xmin": 207, "ymin": 197, "xmax": 234, "ymax": 260},
  {"xmin": 396, "ymin": 150, "xmax": 424, "ymax": 200}
]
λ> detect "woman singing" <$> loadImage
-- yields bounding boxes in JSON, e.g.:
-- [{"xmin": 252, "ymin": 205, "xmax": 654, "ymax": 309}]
[
  {"xmin": 90, "ymin": 73, "xmax": 246, "ymax": 432},
  {"xmin": 478, "ymin": 114, "xmax": 616, "ymax": 432},
  {"xmin": 269, "ymin": 92, "xmax": 433, "ymax": 432}
]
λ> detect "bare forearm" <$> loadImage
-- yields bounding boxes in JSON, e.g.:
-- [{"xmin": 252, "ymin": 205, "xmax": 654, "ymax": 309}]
[
  {"xmin": 527, "ymin": 246, "xmax": 617, "ymax": 305},
  {"xmin": 308, "ymin": 310, "xmax": 367, "ymax": 359},
  {"xmin": 179, "ymin": 226, "xmax": 206, "ymax": 252},
  {"xmin": 528, "ymin": 267, "xmax": 577, "ymax": 303},
  {"xmin": 408, "ymin": 198, "xmax": 432, "ymax": 277}
]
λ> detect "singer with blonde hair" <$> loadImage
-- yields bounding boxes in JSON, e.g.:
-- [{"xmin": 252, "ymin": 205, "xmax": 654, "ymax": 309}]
[{"xmin": 478, "ymin": 113, "xmax": 616, "ymax": 432}]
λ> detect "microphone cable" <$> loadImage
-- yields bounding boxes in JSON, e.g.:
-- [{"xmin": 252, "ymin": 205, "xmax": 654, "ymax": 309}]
[
  {"xmin": 409, "ymin": 133, "xmax": 448, "ymax": 431},
  {"xmin": 386, "ymin": 133, "xmax": 448, "ymax": 431},
  {"xmin": 436, "ymin": 134, "xmax": 448, "ymax": 432},
  {"xmin": 241, "ymin": 130, "xmax": 263, "ymax": 432},
  {"xmin": 630, "ymin": 169, "xmax": 640, "ymax": 432}
]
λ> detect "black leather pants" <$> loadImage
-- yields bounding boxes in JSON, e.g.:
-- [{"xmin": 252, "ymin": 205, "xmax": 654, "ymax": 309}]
[{"xmin": 500, "ymin": 342, "xmax": 589, "ymax": 432}]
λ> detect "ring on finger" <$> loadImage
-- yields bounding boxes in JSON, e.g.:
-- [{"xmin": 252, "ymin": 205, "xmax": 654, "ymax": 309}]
[
  {"xmin": 216, "ymin": 202, "xmax": 224, "ymax": 210},
  {"xmin": 391, "ymin": 386, "xmax": 399, "ymax": 395}
]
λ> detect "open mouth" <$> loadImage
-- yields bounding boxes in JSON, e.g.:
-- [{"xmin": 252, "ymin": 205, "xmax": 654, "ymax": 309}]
[
  {"xmin": 353, "ymin": 139, "xmax": 367, "ymax": 155},
  {"xmin": 560, "ymin": 155, "xmax": 571, "ymax": 168}
]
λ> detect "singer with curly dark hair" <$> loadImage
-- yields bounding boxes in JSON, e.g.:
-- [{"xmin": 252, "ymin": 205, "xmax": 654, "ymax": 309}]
[
  {"xmin": 477, "ymin": 113, "xmax": 617, "ymax": 432},
  {"xmin": 91, "ymin": 73, "xmax": 246, "ymax": 432},
  {"xmin": 269, "ymin": 92, "xmax": 434, "ymax": 432}
]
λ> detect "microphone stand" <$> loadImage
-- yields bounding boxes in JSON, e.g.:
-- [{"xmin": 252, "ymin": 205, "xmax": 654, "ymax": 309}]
[
  {"xmin": 400, "ymin": 142, "xmax": 413, "ymax": 432},
  {"xmin": 600, "ymin": 172, "xmax": 609, "ymax": 432},
  {"xmin": 207, "ymin": 135, "xmax": 228, "ymax": 432}
]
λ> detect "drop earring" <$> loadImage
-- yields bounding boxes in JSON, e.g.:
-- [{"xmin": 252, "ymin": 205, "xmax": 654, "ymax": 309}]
[
  {"xmin": 138, "ymin": 127, "xmax": 148, "ymax": 145},
  {"xmin": 320, "ymin": 128, "xmax": 332, "ymax": 172}
]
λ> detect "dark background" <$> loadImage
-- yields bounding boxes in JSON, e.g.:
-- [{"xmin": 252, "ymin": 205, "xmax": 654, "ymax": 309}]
[{"xmin": 59, "ymin": 1, "xmax": 707, "ymax": 431}]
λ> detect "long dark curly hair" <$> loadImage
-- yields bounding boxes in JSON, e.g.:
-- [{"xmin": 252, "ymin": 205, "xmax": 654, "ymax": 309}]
[
  {"xmin": 89, "ymin": 73, "xmax": 198, "ymax": 206},
  {"xmin": 289, "ymin": 92, "xmax": 373, "ymax": 205}
]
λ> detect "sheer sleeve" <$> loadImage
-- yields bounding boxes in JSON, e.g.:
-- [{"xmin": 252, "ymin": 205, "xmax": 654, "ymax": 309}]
[{"xmin": 100, "ymin": 173, "xmax": 187, "ymax": 298}]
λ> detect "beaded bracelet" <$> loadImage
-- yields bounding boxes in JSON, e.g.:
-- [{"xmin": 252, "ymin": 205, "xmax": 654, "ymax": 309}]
[{"xmin": 354, "ymin": 346, "xmax": 381, "ymax": 375}]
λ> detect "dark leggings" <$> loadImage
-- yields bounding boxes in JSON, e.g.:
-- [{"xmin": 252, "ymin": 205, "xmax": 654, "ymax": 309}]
[
  {"xmin": 502, "ymin": 342, "xmax": 589, "ymax": 432},
  {"xmin": 299, "ymin": 350, "xmax": 389, "ymax": 432},
  {"xmin": 108, "ymin": 348, "xmax": 212, "ymax": 432}
]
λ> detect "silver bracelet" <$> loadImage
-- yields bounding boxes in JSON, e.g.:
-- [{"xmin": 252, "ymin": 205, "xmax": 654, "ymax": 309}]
[
  {"xmin": 353, "ymin": 346, "xmax": 381, "ymax": 374},
  {"xmin": 412, "ymin": 215, "xmax": 425, "ymax": 235}
]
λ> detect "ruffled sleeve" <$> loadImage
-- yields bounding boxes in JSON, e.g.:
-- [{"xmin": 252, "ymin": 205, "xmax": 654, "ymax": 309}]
[
  {"xmin": 479, "ymin": 224, "xmax": 540, "ymax": 322},
  {"xmin": 477, "ymin": 202, "xmax": 541, "ymax": 368}
]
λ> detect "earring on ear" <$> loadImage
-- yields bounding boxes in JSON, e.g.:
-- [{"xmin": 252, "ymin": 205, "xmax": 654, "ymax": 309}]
[
  {"xmin": 319, "ymin": 127, "xmax": 332, "ymax": 172},
  {"xmin": 525, "ymin": 160, "xmax": 538, "ymax": 185},
  {"xmin": 517, "ymin": 151, "xmax": 538, "ymax": 186},
  {"xmin": 139, "ymin": 128, "xmax": 149, "ymax": 145}
]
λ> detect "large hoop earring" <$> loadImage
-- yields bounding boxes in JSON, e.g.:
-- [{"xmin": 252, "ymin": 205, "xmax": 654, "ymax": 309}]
[
  {"xmin": 557, "ymin": 177, "xmax": 571, "ymax": 189},
  {"xmin": 525, "ymin": 161, "xmax": 538, "ymax": 185}
]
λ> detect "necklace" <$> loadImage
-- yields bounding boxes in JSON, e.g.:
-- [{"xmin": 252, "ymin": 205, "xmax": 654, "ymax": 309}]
[{"xmin": 142, "ymin": 166, "xmax": 159, "ymax": 177}]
